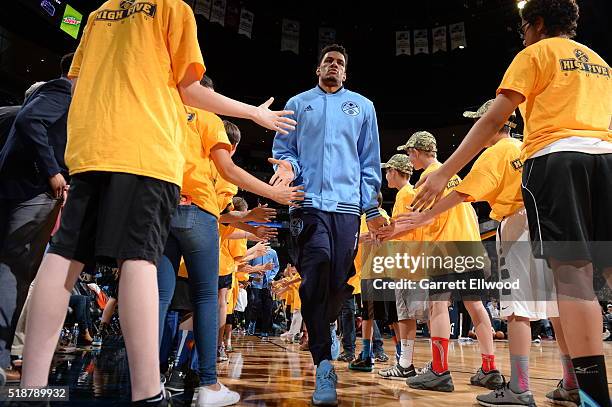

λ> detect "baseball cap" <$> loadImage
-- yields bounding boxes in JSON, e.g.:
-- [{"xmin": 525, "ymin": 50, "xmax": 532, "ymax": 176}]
[
  {"xmin": 381, "ymin": 154, "xmax": 414, "ymax": 174},
  {"xmin": 463, "ymin": 99, "xmax": 517, "ymax": 128},
  {"xmin": 396, "ymin": 131, "xmax": 437, "ymax": 152}
]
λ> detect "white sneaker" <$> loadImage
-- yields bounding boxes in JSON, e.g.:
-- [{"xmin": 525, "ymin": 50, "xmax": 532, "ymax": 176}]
[{"xmin": 195, "ymin": 382, "xmax": 240, "ymax": 407}]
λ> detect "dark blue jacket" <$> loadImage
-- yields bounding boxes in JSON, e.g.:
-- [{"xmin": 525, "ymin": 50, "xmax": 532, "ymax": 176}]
[{"xmin": 0, "ymin": 78, "xmax": 71, "ymax": 200}]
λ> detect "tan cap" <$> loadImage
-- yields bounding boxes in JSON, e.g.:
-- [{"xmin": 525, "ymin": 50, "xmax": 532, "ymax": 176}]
[
  {"xmin": 396, "ymin": 131, "xmax": 437, "ymax": 152},
  {"xmin": 381, "ymin": 154, "xmax": 414, "ymax": 174},
  {"xmin": 463, "ymin": 99, "xmax": 517, "ymax": 128}
]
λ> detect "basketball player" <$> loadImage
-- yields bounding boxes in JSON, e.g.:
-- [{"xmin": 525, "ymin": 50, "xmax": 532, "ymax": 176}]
[{"xmin": 271, "ymin": 44, "xmax": 385, "ymax": 406}]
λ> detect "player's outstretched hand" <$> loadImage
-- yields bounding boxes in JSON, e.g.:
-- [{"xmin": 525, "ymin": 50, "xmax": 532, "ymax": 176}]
[{"xmin": 255, "ymin": 97, "xmax": 296, "ymax": 135}]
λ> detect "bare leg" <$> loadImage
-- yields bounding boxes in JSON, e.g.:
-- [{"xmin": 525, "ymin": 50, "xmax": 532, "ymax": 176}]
[
  {"xmin": 217, "ymin": 288, "xmax": 228, "ymax": 347},
  {"xmin": 551, "ymin": 260, "xmax": 603, "ymax": 358},
  {"xmin": 549, "ymin": 317, "xmax": 569, "ymax": 355},
  {"xmin": 118, "ymin": 260, "xmax": 160, "ymax": 401},
  {"xmin": 464, "ymin": 300, "xmax": 495, "ymax": 355},
  {"xmin": 429, "ymin": 301, "xmax": 451, "ymax": 339},
  {"xmin": 398, "ymin": 319, "xmax": 417, "ymax": 341},
  {"xmin": 101, "ymin": 297, "xmax": 117, "ymax": 325},
  {"xmin": 21, "ymin": 254, "xmax": 84, "ymax": 386},
  {"xmin": 507, "ymin": 315, "xmax": 531, "ymax": 356}
]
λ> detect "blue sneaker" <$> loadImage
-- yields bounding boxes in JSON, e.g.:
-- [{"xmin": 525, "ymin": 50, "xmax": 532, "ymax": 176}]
[
  {"xmin": 247, "ymin": 321, "xmax": 256, "ymax": 336},
  {"xmin": 330, "ymin": 324, "xmax": 340, "ymax": 361},
  {"xmin": 312, "ymin": 360, "xmax": 338, "ymax": 406}
]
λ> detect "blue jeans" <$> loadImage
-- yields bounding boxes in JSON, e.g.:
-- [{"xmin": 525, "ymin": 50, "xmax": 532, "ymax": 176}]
[
  {"xmin": 340, "ymin": 296, "xmax": 356, "ymax": 355},
  {"xmin": 157, "ymin": 205, "xmax": 219, "ymax": 386}
]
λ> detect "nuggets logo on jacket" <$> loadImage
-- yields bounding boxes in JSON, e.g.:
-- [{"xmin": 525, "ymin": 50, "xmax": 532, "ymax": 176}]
[
  {"xmin": 342, "ymin": 101, "xmax": 360, "ymax": 116},
  {"xmin": 290, "ymin": 218, "xmax": 303, "ymax": 237}
]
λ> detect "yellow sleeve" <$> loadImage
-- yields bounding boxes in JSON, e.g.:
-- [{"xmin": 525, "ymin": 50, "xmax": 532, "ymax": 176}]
[
  {"xmin": 68, "ymin": 12, "xmax": 96, "ymax": 79},
  {"xmin": 228, "ymin": 238, "xmax": 247, "ymax": 260},
  {"xmin": 198, "ymin": 112, "xmax": 231, "ymax": 157},
  {"xmin": 392, "ymin": 188, "xmax": 415, "ymax": 218},
  {"xmin": 166, "ymin": 2, "xmax": 206, "ymax": 85},
  {"xmin": 497, "ymin": 48, "xmax": 542, "ymax": 100},
  {"xmin": 454, "ymin": 150, "xmax": 502, "ymax": 202}
]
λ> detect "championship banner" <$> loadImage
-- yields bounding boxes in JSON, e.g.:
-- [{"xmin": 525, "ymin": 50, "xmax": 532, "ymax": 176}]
[
  {"xmin": 395, "ymin": 31, "xmax": 411, "ymax": 56},
  {"xmin": 238, "ymin": 9, "xmax": 254, "ymax": 39},
  {"xmin": 432, "ymin": 26, "xmax": 447, "ymax": 53},
  {"xmin": 450, "ymin": 22, "xmax": 467, "ymax": 49},
  {"xmin": 224, "ymin": 0, "xmax": 240, "ymax": 30},
  {"xmin": 413, "ymin": 28, "xmax": 429, "ymax": 54},
  {"xmin": 318, "ymin": 27, "xmax": 336, "ymax": 51},
  {"xmin": 193, "ymin": 0, "xmax": 211, "ymax": 19},
  {"xmin": 281, "ymin": 19, "xmax": 300, "ymax": 54},
  {"xmin": 210, "ymin": 0, "xmax": 226, "ymax": 26}
]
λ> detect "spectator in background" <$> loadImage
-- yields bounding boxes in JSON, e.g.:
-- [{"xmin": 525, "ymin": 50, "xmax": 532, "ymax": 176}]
[
  {"xmin": 246, "ymin": 248, "xmax": 279, "ymax": 338},
  {"xmin": 0, "ymin": 55, "xmax": 73, "ymax": 380}
]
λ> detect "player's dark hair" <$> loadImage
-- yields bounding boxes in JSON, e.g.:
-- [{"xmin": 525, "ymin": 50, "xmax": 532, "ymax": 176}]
[
  {"xmin": 521, "ymin": 0, "xmax": 579, "ymax": 38},
  {"xmin": 318, "ymin": 44, "xmax": 348, "ymax": 68}
]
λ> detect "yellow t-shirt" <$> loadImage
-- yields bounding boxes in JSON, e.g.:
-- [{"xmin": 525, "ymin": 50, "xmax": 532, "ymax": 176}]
[
  {"xmin": 66, "ymin": 0, "xmax": 205, "ymax": 186},
  {"xmin": 219, "ymin": 227, "xmax": 247, "ymax": 277},
  {"xmin": 182, "ymin": 109, "xmax": 231, "ymax": 217},
  {"xmin": 349, "ymin": 209, "xmax": 391, "ymax": 293},
  {"xmin": 210, "ymin": 163, "xmax": 239, "ymax": 213},
  {"xmin": 418, "ymin": 162, "xmax": 480, "ymax": 242},
  {"xmin": 455, "ymin": 138, "xmax": 524, "ymax": 221},
  {"xmin": 497, "ymin": 38, "xmax": 611, "ymax": 160},
  {"xmin": 392, "ymin": 184, "xmax": 416, "ymax": 241}
]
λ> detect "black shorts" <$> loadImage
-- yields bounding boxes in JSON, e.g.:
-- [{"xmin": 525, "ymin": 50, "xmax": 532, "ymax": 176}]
[
  {"xmin": 522, "ymin": 152, "xmax": 612, "ymax": 268},
  {"xmin": 218, "ymin": 273, "xmax": 233, "ymax": 290},
  {"xmin": 170, "ymin": 277, "xmax": 192, "ymax": 312},
  {"xmin": 49, "ymin": 172, "xmax": 179, "ymax": 265},
  {"xmin": 225, "ymin": 313, "xmax": 234, "ymax": 326},
  {"xmin": 360, "ymin": 299, "xmax": 397, "ymax": 324}
]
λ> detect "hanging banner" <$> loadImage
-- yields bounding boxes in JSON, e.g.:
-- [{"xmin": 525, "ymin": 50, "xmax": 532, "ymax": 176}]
[
  {"xmin": 225, "ymin": 0, "xmax": 240, "ymax": 30},
  {"xmin": 450, "ymin": 22, "xmax": 467, "ymax": 49},
  {"xmin": 395, "ymin": 31, "xmax": 411, "ymax": 56},
  {"xmin": 432, "ymin": 26, "xmax": 447, "ymax": 53},
  {"xmin": 318, "ymin": 27, "xmax": 336, "ymax": 51},
  {"xmin": 413, "ymin": 29, "xmax": 429, "ymax": 54},
  {"xmin": 238, "ymin": 9, "xmax": 254, "ymax": 39},
  {"xmin": 193, "ymin": 0, "xmax": 211, "ymax": 19},
  {"xmin": 281, "ymin": 19, "xmax": 300, "ymax": 54},
  {"xmin": 210, "ymin": 0, "xmax": 226, "ymax": 26}
]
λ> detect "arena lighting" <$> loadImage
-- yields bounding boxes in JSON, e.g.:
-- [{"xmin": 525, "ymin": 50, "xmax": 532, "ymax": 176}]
[
  {"xmin": 459, "ymin": 45, "xmax": 465, "ymax": 49},
  {"xmin": 517, "ymin": 0, "xmax": 527, "ymax": 9}
]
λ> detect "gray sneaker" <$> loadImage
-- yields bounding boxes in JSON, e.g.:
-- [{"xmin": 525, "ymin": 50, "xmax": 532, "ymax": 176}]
[
  {"xmin": 545, "ymin": 380, "xmax": 580, "ymax": 406},
  {"xmin": 476, "ymin": 382, "xmax": 536, "ymax": 406},
  {"xmin": 217, "ymin": 345, "xmax": 229, "ymax": 362},
  {"xmin": 470, "ymin": 367, "xmax": 504, "ymax": 390},
  {"xmin": 378, "ymin": 364, "xmax": 416, "ymax": 380},
  {"xmin": 406, "ymin": 368, "xmax": 454, "ymax": 392}
]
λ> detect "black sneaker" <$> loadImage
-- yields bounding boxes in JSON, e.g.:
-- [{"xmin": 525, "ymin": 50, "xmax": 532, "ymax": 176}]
[
  {"xmin": 374, "ymin": 352, "xmax": 389, "ymax": 363},
  {"xmin": 337, "ymin": 352, "xmax": 355, "ymax": 363},
  {"xmin": 164, "ymin": 367, "xmax": 187, "ymax": 393},
  {"xmin": 132, "ymin": 391, "xmax": 168, "ymax": 407},
  {"xmin": 348, "ymin": 352, "xmax": 373, "ymax": 372},
  {"xmin": 470, "ymin": 367, "xmax": 504, "ymax": 390},
  {"xmin": 378, "ymin": 364, "xmax": 416, "ymax": 380}
]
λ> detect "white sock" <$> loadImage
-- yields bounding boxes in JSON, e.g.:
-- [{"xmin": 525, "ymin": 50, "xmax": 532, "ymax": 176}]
[{"xmin": 399, "ymin": 339, "xmax": 414, "ymax": 368}]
